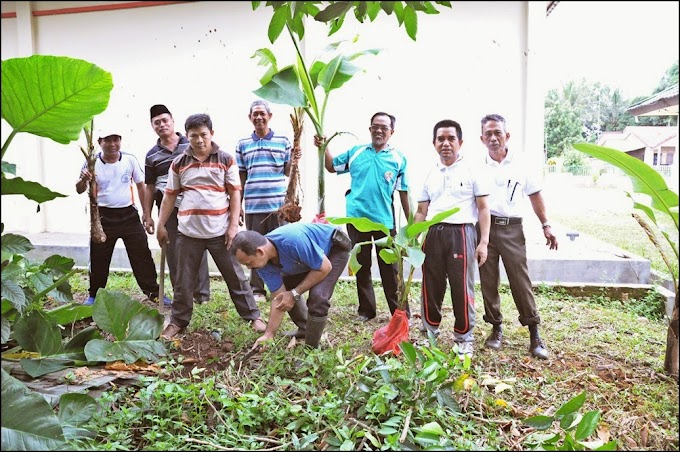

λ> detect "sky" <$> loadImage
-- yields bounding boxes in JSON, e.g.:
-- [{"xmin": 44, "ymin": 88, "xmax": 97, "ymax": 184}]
[{"xmin": 545, "ymin": 1, "xmax": 679, "ymax": 100}]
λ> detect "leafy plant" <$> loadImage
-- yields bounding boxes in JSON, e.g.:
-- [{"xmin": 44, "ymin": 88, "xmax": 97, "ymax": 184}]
[
  {"xmin": 84, "ymin": 289, "xmax": 166, "ymax": 364},
  {"xmin": 328, "ymin": 206, "xmax": 459, "ymax": 310},
  {"xmin": 250, "ymin": 1, "xmax": 452, "ymax": 215},
  {"xmin": 523, "ymin": 391, "xmax": 617, "ymax": 450},
  {"xmin": 1, "ymin": 368, "xmax": 98, "ymax": 450},
  {"xmin": 573, "ymin": 142, "xmax": 678, "ymax": 378},
  {"xmin": 1, "ymin": 55, "xmax": 112, "ymax": 204}
]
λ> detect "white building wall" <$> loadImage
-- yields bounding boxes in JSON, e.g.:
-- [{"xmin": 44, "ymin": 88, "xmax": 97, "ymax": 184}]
[{"xmin": 1, "ymin": 1, "xmax": 545, "ymax": 233}]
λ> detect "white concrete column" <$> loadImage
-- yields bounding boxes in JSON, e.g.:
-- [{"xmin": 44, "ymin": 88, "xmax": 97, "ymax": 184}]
[
  {"xmin": 10, "ymin": 2, "xmax": 46, "ymax": 233},
  {"xmin": 523, "ymin": 1, "xmax": 547, "ymax": 170}
]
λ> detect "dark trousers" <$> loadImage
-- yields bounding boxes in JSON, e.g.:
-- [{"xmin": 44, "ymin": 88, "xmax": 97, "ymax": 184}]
[
  {"xmin": 478, "ymin": 222, "xmax": 540, "ymax": 327},
  {"xmin": 347, "ymin": 224, "xmax": 408, "ymax": 318},
  {"xmin": 165, "ymin": 207, "xmax": 210, "ymax": 301},
  {"xmin": 89, "ymin": 206, "xmax": 159, "ymax": 299},
  {"xmin": 282, "ymin": 242, "xmax": 350, "ymax": 318},
  {"xmin": 421, "ymin": 223, "xmax": 476, "ymax": 342},
  {"xmin": 172, "ymin": 233, "xmax": 260, "ymax": 328},
  {"xmin": 246, "ymin": 212, "xmax": 285, "ymax": 296}
]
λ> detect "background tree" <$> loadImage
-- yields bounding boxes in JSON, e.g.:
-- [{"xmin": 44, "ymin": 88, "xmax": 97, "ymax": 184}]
[{"xmin": 544, "ymin": 61, "xmax": 679, "ymax": 157}]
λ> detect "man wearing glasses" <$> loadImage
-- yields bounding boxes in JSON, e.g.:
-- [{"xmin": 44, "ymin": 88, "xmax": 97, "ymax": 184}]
[{"xmin": 317, "ymin": 112, "xmax": 411, "ymax": 322}]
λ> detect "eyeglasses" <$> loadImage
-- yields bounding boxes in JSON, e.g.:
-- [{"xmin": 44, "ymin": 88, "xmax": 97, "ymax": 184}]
[{"xmin": 369, "ymin": 125, "xmax": 391, "ymax": 133}]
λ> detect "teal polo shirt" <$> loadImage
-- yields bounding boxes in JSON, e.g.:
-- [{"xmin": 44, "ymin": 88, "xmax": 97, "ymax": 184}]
[{"xmin": 332, "ymin": 144, "xmax": 409, "ymax": 229}]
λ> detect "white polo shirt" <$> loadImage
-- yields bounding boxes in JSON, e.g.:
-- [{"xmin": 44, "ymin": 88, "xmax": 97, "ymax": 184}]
[
  {"xmin": 81, "ymin": 152, "xmax": 144, "ymax": 208},
  {"xmin": 483, "ymin": 148, "xmax": 542, "ymax": 218},
  {"xmin": 418, "ymin": 155, "xmax": 490, "ymax": 224}
]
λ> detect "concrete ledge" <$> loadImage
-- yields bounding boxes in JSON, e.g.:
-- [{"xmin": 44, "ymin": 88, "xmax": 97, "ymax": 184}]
[{"xmin": 15, "ymin": 223, "xmax": 653, "ymax": 287}]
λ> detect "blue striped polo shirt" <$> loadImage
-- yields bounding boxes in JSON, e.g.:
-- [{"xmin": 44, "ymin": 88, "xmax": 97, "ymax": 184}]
[
  {"xmin": 332, "ymin": 144, "xmax": 409, "ymax": 229},
  {"xmin": 235, "ymin": 129, "xmax": 292, "ymax": 214}
]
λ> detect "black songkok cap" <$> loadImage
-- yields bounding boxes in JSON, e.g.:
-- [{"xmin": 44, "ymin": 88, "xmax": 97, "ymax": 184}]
[{"xmin": 150, "ymin": 104, "xmax": 171, "ymax": 120}]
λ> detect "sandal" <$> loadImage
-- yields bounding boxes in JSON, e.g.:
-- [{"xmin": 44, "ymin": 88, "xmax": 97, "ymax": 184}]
[
  {"xmin": 251, "ymin": 318, "xmax": 267, "ymax": 333},
  {"xmin": 161, "ymin": 323, "xmax": 185, "ymax": 340}
]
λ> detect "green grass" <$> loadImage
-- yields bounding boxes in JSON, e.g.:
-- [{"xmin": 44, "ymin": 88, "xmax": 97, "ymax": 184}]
[
  {"xmin": 64, "ymin": 272, "xmax": 678, "ymax": 451},
  {"xmin": 545, "ymin": 176, "xmax": 678, "ymax": 276}
]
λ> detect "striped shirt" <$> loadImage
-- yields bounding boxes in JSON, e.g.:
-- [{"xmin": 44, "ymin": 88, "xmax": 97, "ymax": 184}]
[
  {"xmin": 165, "ymin": 142, "xmax": 241, "ymax": 239},
  {"xmin": 80, "ymin": 152, "xmax": 144, "ymax": 208},
  {"xmin": 235, "ymin": 129, "xmax": 291, "ymax": 214},
  {"xmin": 332, "ymin": 144, "xmax": 409, "ymax": 229}
]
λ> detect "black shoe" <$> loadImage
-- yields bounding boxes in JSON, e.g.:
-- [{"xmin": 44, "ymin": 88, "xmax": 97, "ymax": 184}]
[
  {"xmin": 529, "ymin": 337, "xmax": 549, "ymax": 359},
  {"xmin": 484, "ymin": 329, "xmax": 503, "ymax": 350}
]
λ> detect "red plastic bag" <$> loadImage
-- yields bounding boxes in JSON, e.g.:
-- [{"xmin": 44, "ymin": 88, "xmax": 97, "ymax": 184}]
[
  {"xmin": 372, "ymin": 309, "xmax": 410, "ymax": 355},
  {"xmin": 312, "ymin": 212, "xmax": 329, "ymax": 224}
]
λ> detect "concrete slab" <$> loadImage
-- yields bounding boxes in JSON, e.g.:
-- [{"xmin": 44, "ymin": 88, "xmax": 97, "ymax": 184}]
[{"xmin": 11, "ymin": 217, "xmax": 652, "ymax": 286}]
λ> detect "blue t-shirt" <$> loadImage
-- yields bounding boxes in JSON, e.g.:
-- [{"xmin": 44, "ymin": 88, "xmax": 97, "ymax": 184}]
[
  {"xmin": 331, "ymin": 144, "xmax": 408, "ymax": 229},
  {"xmin": 257, "ymin": 223, "xmax": 336, "ymax": 293}
]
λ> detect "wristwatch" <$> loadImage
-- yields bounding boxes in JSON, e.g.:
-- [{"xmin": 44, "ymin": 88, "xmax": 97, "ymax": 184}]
[
  {"xmin": 541, "ymin": 221, "xmax": 551, "ymax": 229},
  {"xmin": 291, "ymin": 288, "xmax": 302, "ymax": 302}
]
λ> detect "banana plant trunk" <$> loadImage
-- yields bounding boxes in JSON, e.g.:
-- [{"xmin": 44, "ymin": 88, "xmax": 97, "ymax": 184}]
[
  {"xmin": 82, "ymin": 127, "xmax": 106, "ymax": 243},
  {"xmin": 318, "ymin": 144, "xmax": 325, "ymax": 215},
  {"xmin": 665, "ymin": 293, "xmax": 679, "ymax": 380},
  {"xmin": 278, "ymin": 108, "xmax": 303, "ymax": 223}
]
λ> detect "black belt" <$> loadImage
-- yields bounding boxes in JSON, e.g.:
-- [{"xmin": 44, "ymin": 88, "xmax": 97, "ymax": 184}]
[{"xmin": 491, "ymin": 215, "xmax": 522, "ymax": 226}]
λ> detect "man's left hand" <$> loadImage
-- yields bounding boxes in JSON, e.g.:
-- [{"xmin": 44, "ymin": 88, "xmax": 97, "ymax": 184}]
[
  {"xmin": 273, "ymin": 292, "xmax": 295, "ymax": 312},
  {"xmin": 225, "ymin": 223, "xmax": 239, "ymax": 249},
  {"xmin": 544, "ymin": 227, "xmax": 558, "ymax": 250}
]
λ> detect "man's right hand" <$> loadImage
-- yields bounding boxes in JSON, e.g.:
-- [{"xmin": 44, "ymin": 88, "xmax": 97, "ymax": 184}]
[
  {"xmin": 314, "ymin": 134, "xmax": 326, "ymax": 148},
  {"xmin": 157, "ymin": 225, "xmax": 169, "ymax": 246},
  {"xmin": 253, "ymin": 332, "xmax": 274, "ymax": 349},
  {"xmin": 142, "ymin": 215, "xmax": 155, "ymax": 235}
]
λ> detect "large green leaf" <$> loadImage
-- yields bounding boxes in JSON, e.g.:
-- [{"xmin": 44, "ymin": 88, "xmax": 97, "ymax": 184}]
[
  {"xmin": 1, "ymin": 368, "xmax": 66, "ymax": 450},
  {"xmin": 327, "ymin": 216, "xmax": 390, "ymax": 235},
  {"xmin": 555, "ymin": 391, "xmax": 586, "ymax": 419},
  {"xmin": 14, "ymin": 311, "xmax": 63, "ymax": 356},
  {"xmin": 58, "ymin": 393, "xmax": 98, "ymax": 441},
  {"xmin": 403, "ymin": 4, "xmax": 418, "ymax": 40},
  {"xmin": 1, "ymin": 176, "xmax": 66, "ymax": 203},
  {"xmin": 1, "ymin": 161, "xmax": 17, "ymax": 175},
  {"xmin": 84, "ymin": 339, "xmax": 167, "ymax": 364},
  {"xmin": 1, "ymin": 233, "xmax": 34, "ymax": 255},
  {"xmin": 251, "ymin": 48, "xmax": 279, "ymax": 85},
  {"xmin": 1, "ymin": 55, "xmax": 112, "ymax": 145},
  {"xmin": 44, "ymin": 304, "xmax": 94, "ymax": 326},
  {"xmin": 42, "ymin": 255, "xmax": 75, "ymax": 274},
  {"xmin": 1, "ymin": 317, "xmax": 9, "ymax": 344},
  {"xmin": 573, "ymin": 143, "xmax": 678, "ymax": 228},
  {"xmin": 315, "ymin": 1, "xmax": 352, "ymax": 22},
  {"xmin": 91, "ymin": 289, "xmax": 162, "ymax": 340},
  {"xmin": 0, "ymin": 280, "xmax": 26, "ymax": 314},
  {"xmin": 406, "ymin": 207, "xmax": 460, "ymax": 238},
  {"xmin": 63, "ymin": 326, "xmax": 101, "ymax": 352},
  {"xmin": 267, "ymin": 3, "xmax": 290, "ymax": 43},
  {"xmin": 574, "ymin": 410, "xmax": 601, "ymax": 441},
  {"xmin": 19, "ymin": 355, "xmax": 85, "ymax": 379},
  {"xmin": 318, "ymin": 55, "xmax": 361, "ymax": 94},
  {"xmin": 19, "ymin": 327, "xmax": 100, "ymax": 377},
  {"xmin": 85, "ymin": 289, "xmax": 165, "ymax": 364},
  {"xmin": 253, "ymin": 66, "xmax": 306, "ymax": 108}
]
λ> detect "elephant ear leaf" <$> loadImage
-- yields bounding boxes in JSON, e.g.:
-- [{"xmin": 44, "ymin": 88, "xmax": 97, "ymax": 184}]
[
  {"xmin": 1, "ymin": 368, "xmax": 66, "ymax": 450},
  {"xmin": 1, "ymin": 55, "xmax": 113, "ymax": 144}
]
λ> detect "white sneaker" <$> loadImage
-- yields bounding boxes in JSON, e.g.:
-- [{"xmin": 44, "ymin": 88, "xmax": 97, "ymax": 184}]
[{"xmin": 456, "ymin": 341, "xmax": 474, "ymax": 360}]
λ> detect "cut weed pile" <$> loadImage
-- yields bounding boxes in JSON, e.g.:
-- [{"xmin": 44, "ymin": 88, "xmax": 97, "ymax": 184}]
[{"xmin": 57, "ymin": 272, "xmax": 679, "ymax": 451}]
